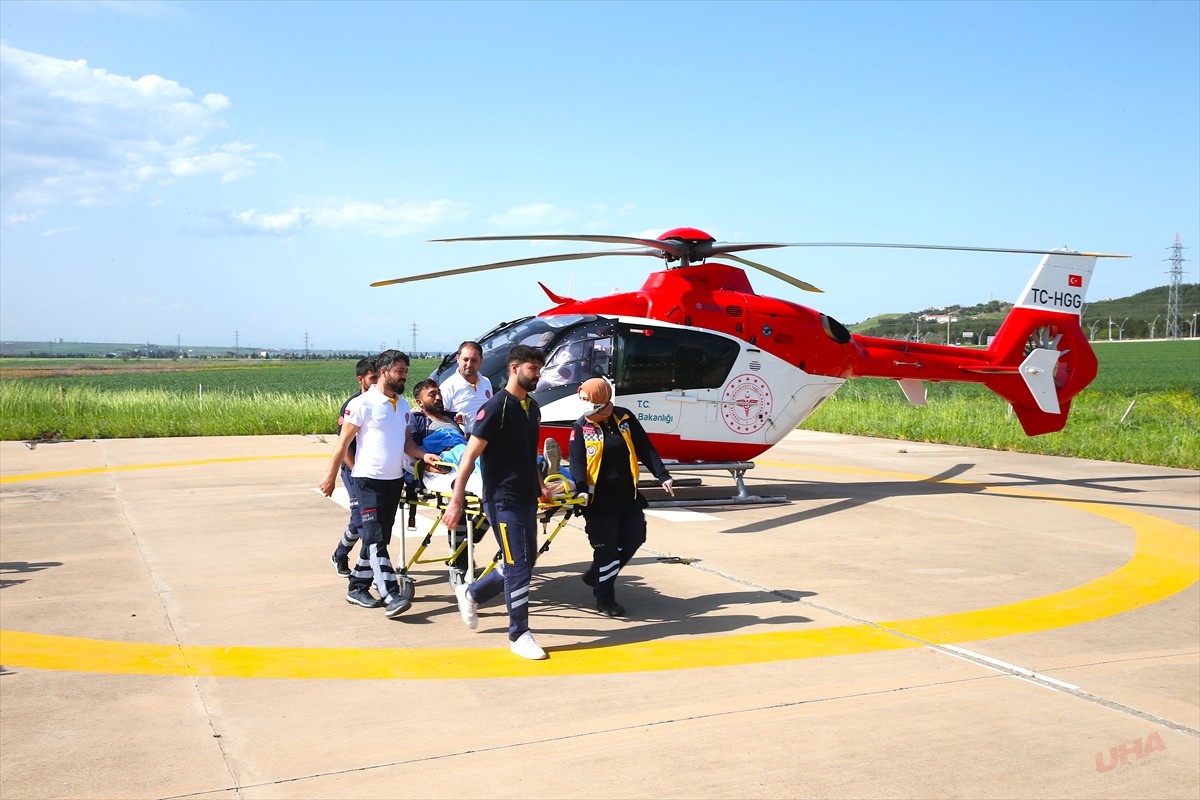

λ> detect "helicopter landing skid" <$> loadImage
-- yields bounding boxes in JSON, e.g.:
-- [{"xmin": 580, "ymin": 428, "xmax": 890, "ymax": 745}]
[{"xmin": 645, "ymin": 461, "xmax": 788, "ymax": 507}]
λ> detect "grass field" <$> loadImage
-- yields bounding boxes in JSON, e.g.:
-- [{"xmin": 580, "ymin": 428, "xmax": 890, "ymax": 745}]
[
  {"xmin": 0, "ymin": 359, "xmax": 445, "ymax": 441},
  {"xmin": 1, "ymin": 342, "xmax": 1196, "ymax": 468}
]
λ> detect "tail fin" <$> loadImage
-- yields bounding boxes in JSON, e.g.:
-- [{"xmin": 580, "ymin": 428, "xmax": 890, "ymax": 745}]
[{"xmin": 976, "ymin": 253, "xmax": 1099, "ymax": 435}]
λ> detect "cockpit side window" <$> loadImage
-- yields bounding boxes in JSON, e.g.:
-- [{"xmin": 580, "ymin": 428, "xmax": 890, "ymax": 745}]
[{"xmin": 535, "ymin": 320, "xmax": 613, "ymax": 392}]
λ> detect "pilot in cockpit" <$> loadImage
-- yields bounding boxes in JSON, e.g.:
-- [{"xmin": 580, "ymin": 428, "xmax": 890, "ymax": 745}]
[{"xmin": 535, "ymin": 338, "xmax": 607, "ymax": 392}]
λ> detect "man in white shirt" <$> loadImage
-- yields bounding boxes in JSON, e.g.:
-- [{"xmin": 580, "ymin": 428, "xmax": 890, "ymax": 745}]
[
  {"xmin": 439, "ymin": 340, "xmax": 492, "ymax": 435},
  {"xmin": 319, "ymin": 350, "xmax": 444, "ymax": 618}
]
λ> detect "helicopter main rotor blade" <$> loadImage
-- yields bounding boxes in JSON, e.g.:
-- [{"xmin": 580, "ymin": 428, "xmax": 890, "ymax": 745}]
[
  {"xmin": 435, "ymin": 234, "xmax": 1128, "ymax": 260},
  {"xmin": 706, "ymin": 242, "xmax": 791, "ymax": 256},
  {"xmin": 720, "ymin": 253, "xmax": 823, "ymax": 293},
  {"xmin": 370, "ymin": 248, "xmax": 658, "ymax": 287},
  {"xmin": 376, "ymin": 233, "xmax": 1128, "ymax": 287},
  {"xmin": 770, "ymin": 242, "xmax": 1129, "ymax": 258},
  {"xmin": 431, "ymin": 234, "xmax": 685, "ymax": 258}
]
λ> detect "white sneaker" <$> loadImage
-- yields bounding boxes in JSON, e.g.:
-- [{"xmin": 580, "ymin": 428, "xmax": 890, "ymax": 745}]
[
  {"xmin": 454, "ymin": 582, "xmax": 478, "ymax": 630},
  {"xmin": 510, "ymin": 630, "xmax": 547, "ymax": 660}
]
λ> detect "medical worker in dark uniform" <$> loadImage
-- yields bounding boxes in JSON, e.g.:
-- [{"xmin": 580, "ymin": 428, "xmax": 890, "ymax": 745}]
[
  {"xmin": 319, "ymin": 350, "xmax": 445, "ymax": 619},
  {"xmin": 568, "ymin": 378, "xmax": 674, "ymax": 617},
  {"xmin": 330, "ymin": 357, "xmax": 377, "ymax": 578},
  {"xmin": 443, "ymin": 345, "xmax": 554, "ymax": 660}
]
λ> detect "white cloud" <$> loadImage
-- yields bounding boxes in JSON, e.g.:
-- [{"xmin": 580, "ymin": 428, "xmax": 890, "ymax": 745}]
[
  {"xmin": 169, "ymin": 142, "xmax": 281, "ymax": 182},
  {"xmin": 39, "ymin": 226, "xmax": 80, "ymax": 237},
  {"xmin": 2, "ymin": 209, "xmax": 44, "ymax": 229},
  {"xmin": 201, "ymin": 93, "xmax": 230, "ymax": 111},
  {"xmin": 485, "ymin": 203, "xmax": 642, "ymax": 235},
  {"xmin": 223, "ymin": 198, "xmax": 470, "ymax": 237},
  {"xmin": 92, "ymin": 0, "xmax": 181, "ymax": 19},
  {"xmin": 489, "ymin": 203, "xmax": 581, "ymax": 229},
  {"xmin": 0, "ymin": 44, "xmax": 278, "ymax": 208},
  {"xmin": 232, "ymin": 208, "xmax": 306, "ymax": 234},
  {"xmin": 576, "ymin": 203, "xmax": 637, "ymax": 233}
]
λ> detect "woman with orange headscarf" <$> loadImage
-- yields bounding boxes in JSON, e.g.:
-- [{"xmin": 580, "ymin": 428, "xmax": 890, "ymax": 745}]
[{"xmin": 567, "ymin": 378, "xmax": 674, "ymax": 617}]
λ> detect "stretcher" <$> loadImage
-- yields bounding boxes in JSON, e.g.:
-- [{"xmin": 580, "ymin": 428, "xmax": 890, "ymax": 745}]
[{"xmin": 400, "ymin": 461, "xmax": 586, "ymax": 588}]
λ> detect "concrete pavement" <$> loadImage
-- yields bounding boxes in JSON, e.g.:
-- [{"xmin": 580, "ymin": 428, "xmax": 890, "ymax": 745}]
[{"xmin": 0, "ymin": 431, "xmax": 1197, "ymax": 799}]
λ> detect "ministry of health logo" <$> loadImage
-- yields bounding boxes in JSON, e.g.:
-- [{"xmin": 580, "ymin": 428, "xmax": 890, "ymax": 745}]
[{"xmin": 720, "ymin": 373, "xmax": 773, "ymax": 434}]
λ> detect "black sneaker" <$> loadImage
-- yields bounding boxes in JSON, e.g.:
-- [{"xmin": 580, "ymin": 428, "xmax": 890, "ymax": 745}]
[
  {"xmin": 595, "ymin": 600, "xmax": 625, "ymax": 617},
  {"xmin": 331, "ymin": 553, "xmax": 351, "ymax": 578},
  {"xmin": 346, "ymin": 588, "xmax": 382, "ymax": 608}
]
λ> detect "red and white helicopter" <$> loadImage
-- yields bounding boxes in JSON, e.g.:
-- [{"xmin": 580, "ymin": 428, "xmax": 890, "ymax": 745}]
[{"xmin": 376, "ymin": 227, "xmax": 1124, "ymax": 467}]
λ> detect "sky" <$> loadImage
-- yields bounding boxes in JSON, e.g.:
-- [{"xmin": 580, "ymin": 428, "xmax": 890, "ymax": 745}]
[{"xmin": 1, "ymin": 0, "xmax": 1197, "ymax": 354}]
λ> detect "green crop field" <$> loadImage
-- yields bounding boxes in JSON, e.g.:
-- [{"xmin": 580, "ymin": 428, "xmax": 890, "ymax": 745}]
[
  {"xmin": 0, "ymin": 358, "xmax": 444, "ymax": 441},
  {"xmin": 1, "ymin": 343, "xmax": 1196, "ymax": 468},
  {"xmin": 1088, "ymin": 341, "xmax": 1200, "ymax": 393}
]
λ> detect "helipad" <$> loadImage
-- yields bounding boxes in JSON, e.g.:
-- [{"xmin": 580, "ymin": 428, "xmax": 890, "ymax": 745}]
[{"xmin": 1, "ymin": 431, "xmax": 1196, "ymax": 799}]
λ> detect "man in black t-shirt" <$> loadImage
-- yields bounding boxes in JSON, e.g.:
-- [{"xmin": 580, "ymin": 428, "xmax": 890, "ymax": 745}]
[{"xmin": 442, "ymin": 345, "xmax": 554, "ymax": 660}]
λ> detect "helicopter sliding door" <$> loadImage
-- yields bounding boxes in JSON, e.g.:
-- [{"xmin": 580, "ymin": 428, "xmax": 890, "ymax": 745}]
[
  {"xmin": 613, "ymin": 323, "xmax": 740, "ymax": 394},
  {"xmin": 612, "ymin": 322, "xmax": 740, "ymax": 434}
]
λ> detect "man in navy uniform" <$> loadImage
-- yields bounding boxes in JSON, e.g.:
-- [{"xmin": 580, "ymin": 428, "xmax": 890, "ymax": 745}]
[
  {"xmin": 442, "ymin": 345, "xmax": 554, "ymax": 659},
  {"xmin": 329, "ymin": 357, "xmax": 377, "ymax": 578}
]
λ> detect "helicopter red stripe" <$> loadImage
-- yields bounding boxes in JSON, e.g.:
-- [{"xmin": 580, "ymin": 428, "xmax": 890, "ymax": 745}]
[{"xmin": 541, "ymin": 428, "xmax": 769, "ymax": 465}]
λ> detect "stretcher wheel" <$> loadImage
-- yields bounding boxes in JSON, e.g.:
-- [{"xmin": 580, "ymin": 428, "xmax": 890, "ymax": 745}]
[{"xmin": 393, "ymin": 574, "xmax": 415, "ymax": 613}]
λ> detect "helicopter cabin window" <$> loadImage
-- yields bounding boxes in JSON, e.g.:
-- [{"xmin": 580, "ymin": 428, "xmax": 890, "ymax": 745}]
[{"xmin": 615, "ymin": 327, "xmax": 739, "ymax": 395}]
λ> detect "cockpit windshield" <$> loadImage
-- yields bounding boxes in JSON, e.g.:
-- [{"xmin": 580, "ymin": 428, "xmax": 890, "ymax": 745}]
[
  {"xmin": 433, "ymin": 315, "xmax": 601, "ymax": 390},
  {"xmin": 534, "ymin": 318, "xmax": 614, "ymax": 392}
]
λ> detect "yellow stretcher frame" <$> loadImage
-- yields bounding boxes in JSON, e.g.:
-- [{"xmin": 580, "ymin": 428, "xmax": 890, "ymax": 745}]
[{"xmin": 402, "ymin": 464, "xmax": 587, "ymax": 583}]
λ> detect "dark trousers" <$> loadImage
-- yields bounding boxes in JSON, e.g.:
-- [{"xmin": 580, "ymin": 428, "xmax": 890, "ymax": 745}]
[
  {"xmin": 584, "ymin": 507, "xmax": 647, "ymax": 604},
  {"xmin": 350, "ymin": 476, "xmax": 404, "ymax": 602},
  {"xmin": 470, "ymin": 497, "xmax": 538, "ymax": 641},
  {"xmin": 334, "ymin": 464, "xmax": 362, "ymax": 559}
]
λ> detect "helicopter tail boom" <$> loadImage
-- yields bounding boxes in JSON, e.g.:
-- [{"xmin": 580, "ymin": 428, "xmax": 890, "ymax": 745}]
[{"xmin": 849, "ymin": 253, "xmax": 1100, "ymax": 436}]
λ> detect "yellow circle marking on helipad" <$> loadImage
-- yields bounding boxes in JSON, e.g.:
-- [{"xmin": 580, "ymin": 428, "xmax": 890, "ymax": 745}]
[
  {"xmin": 0, "ymin": 453, "xmax": 322, "ymax": 485},
  {"xmin": 1, "ymin": 456, "xmax": 1196, "ymax": 679}
]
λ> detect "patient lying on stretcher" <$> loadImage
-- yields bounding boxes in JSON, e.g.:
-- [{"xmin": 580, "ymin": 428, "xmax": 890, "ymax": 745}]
[
  {"xmin": 417, "ymin": 425, "xmax": 483, "ymax": 496},
  {"xmin": 409, "ymin": 380, "xmax": 482, "ymax": 496},
  {"xmin": 410, "ymin": 379, "xmax": 573, "ymax": 499}
]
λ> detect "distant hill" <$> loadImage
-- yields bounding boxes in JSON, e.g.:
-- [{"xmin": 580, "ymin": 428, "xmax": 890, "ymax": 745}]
[
  {"xmin": 1082, "ymin": 284, "xmax": 1200, "ymax": 339},
  {"xmin": 850, "ymin": 284, "xmax": 1200, "ymax": 343}
]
